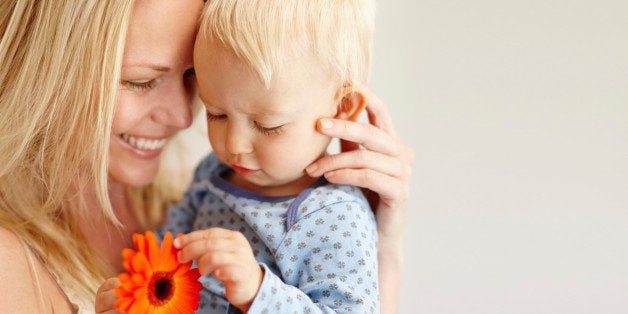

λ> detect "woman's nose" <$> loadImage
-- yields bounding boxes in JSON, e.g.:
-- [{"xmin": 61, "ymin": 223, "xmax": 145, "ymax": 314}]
[{"xmin": 151, "ymin": 81, "xmax": 194, "ymax": 130}]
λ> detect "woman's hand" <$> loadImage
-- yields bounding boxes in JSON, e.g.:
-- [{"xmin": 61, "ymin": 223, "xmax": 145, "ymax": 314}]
[
  {"xmin": 306, "ymin": 86, "xmax": 413, "ymax": 314},
  {"xmin": 95, "ymin": 277, "xmax": 122, "ymax": 314},
  {"xmin": 307, "ymin": 86, "xmax": 413, "ymax": 237}
]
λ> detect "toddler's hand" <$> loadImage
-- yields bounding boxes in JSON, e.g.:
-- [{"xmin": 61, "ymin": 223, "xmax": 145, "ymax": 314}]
[
  {"xmin": 95, "ymin": 277, "xmax": 121, "ymax": 314},
  {"xmin": 174, "ymin": 228, "xmax": 263, "ymax": 312}
]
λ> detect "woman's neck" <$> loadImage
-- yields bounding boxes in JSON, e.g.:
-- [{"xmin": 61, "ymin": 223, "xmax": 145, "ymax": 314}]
[{"xmin": 78, "ymin": 181, "xmax": 143, "ymax": 274}]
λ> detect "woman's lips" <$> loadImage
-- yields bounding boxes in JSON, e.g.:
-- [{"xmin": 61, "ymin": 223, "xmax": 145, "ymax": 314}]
[
  {"xmin": 117, "ymin": 133, "xmax": 167, "ymax": 159},
  {"xmin": 121, "ymin": 133, "xmax": 167, "ymax": 150},
  {"xmin": 231, "ymin": 164, "xmax": 258, "ymax": 175}
]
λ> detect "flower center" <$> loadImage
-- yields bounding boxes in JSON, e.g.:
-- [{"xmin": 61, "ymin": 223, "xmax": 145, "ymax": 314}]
[{"xmin": 148, "ymin": 272, "xmax": 175, "ymax": 306}]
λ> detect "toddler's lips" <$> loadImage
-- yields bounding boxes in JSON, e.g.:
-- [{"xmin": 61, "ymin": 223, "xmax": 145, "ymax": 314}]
[{"xmin": 231, "ymin": 164, "xmax": 258, "ymax": 175}]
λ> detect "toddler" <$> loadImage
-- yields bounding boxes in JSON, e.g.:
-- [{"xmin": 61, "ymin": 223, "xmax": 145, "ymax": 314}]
[{"xmin": 168, "ymin": 0, "xmax": 379, "ymax": 312}]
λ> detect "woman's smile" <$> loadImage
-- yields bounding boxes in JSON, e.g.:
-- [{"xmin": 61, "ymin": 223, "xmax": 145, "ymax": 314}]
[{"xmin": 117, "ymin": 133, "xmax": 167, "ymax": 159}]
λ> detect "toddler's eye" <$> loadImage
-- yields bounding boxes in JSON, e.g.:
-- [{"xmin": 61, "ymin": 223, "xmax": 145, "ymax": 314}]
[{"xmin": 253, "ymin": 122, "xmax": 284, "ymax": 136}]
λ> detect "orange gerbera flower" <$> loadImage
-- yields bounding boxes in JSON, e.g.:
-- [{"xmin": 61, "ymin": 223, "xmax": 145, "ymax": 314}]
[{"xmin": 115, "ymin": 231, "xmax": 202, "ymax": 314}]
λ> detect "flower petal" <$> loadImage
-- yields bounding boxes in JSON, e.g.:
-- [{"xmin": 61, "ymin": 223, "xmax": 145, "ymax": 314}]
[{"xmin": 115, "ymin": 231, "xmax": 201, "ymax": 314}]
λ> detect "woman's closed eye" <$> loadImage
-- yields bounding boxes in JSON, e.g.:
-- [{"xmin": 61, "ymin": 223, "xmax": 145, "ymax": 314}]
[
  {"xmin": 121, "ymin": 79, "xmax": 156, "ymax": 91},
  {"xmin": 206, "ymin": 111, "xmax": 226, "ymax": 121}
]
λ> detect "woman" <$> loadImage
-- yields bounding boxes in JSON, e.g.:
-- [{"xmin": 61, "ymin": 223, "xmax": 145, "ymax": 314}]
[{"xmin": 0, "ymin": 0, "xmax": 412, "ymax": 313}]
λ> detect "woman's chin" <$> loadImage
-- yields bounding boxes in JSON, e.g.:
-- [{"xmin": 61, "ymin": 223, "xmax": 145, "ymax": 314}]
[
  {"xmin": 109, "ymin": 140, "xmax": 164, "ymax": 187},
  {"xmin": 109, "ymin": 163, "xmax": 160, "ymax": 188}
]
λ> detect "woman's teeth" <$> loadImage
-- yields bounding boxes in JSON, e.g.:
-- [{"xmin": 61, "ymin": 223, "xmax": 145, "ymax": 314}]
[{"xmin": 121, "ymin": 134, "xmax": 167, "ymax": 151}]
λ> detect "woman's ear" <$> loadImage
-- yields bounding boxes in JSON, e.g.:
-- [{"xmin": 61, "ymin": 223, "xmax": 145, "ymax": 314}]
[{"xmin": 334, "ymin": 85, "xmax": 366, "ymax": 121}]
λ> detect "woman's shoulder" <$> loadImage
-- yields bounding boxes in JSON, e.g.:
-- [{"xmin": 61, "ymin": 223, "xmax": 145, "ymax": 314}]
[
  {"xmin": 0, "ymin": 226, "xmax": 29, "ymax": 267},
  {"xmin": 0, "ymin": 227, "xmax": 43, "ymax": 311},
  {"xmin": 0, "ymin": 227, "xmax": 78, "ymax": 312}
]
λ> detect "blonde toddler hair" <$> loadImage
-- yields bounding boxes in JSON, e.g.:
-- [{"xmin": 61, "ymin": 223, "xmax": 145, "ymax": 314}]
[{"xmin": 199, "ymin": 0, "xmax": 376, "ymax": 88}]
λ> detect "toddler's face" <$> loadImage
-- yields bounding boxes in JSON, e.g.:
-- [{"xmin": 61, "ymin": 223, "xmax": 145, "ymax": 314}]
[{"xmin": 194, "ymin": 39, "xmax": 339, "ymax": 196}]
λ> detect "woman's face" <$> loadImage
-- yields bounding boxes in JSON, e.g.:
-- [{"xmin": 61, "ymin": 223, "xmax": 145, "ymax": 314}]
[{"xmin": 110, "ymin": 0, "xmax": 203, "ymax": 187}]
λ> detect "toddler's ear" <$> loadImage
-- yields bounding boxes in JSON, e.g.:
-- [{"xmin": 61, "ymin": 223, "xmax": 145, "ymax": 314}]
[{"xmin": 334, "ymin": 86, "xmax": 366, "ymax": 121}]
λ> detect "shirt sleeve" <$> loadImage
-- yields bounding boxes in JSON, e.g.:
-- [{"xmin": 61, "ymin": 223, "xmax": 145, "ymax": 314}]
[{"xmin": 245, "ymin": 200, "xmax": 379, "ymax": 313}]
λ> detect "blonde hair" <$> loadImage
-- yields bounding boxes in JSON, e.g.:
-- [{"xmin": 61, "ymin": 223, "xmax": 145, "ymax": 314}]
[
  {"xmin": 199, "ymin": 0, "xmax": 375, "ymax": 88},
  {"xmin": 0, "ymin": 0, "xmax": 133, "ymax": 304}
]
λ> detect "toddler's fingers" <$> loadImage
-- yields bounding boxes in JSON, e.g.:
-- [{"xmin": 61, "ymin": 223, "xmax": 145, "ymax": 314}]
[
  {"xmin": 177, "ymin": 237, "xmax": 238, "ymax": 263},
  {"xmin": 173, "ymin": 228, "xmax": 231, "ymax": 249},
  {"xmin": 197, "ymin": 251, "xmax": 237, "ymax": 276},
  {"xmin": 213, "ymin": 263, "xmax": 260, "ymax": 284}
]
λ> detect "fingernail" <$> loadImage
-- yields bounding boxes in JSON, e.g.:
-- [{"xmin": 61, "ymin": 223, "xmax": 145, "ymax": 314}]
[
  {"xmin": 305, "ymin": 163, "xmax": 317, "ymax": 174},
  {"xmin": 319, "ymin": 119, "xmax": 333, "ymax": 130},
  {"xmin": 173, "ymin": 238, "xmax": 181, "ymax": 248},
  {"xmin": 324, "ymin": 171, "xmax": 336, "ymax": 179}
]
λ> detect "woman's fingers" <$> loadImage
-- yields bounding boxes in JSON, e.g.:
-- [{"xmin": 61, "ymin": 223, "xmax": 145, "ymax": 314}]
[
  {"xmin": 98, "ymin": 277, "xmax": 120, "ymax": 291},
  {"xmin": 359, "ymin": 86, "xmax": 396, "ymax": 136},
  {"xmin": 95, "ymin": 278, "xmax": 120, "ymax": 314},
  {"xmin": 309, "ymin": 90, "xmax": 414, "ymax": 208},
  {"xmin": 316, "ymin": 118, "xmax": 402, "ymax": 156},
  {"xmin": 307, "ymin": 149, "xmax": 408, "ymax": 179},
  {"xmin": 324, "ymin": 168, "xmax": 409, "ymax": 210}
]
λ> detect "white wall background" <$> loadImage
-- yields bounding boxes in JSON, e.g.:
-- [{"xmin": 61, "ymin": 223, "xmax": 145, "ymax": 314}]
[{"xmin": 369, "ymin": 0, "xmax": 628, "ymax": 313}]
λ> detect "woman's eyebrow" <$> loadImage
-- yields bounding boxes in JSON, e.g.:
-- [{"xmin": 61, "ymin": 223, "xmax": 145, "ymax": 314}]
[{"xmin": 123, "ymin": 63, "xmax": 170, "ymax": 72}]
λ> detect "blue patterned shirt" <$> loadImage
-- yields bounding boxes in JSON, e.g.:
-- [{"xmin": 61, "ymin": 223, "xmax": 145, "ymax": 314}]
[{"xmin": 161, "ymin": 153, "xmax": 379, "ymax": 313}]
